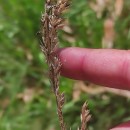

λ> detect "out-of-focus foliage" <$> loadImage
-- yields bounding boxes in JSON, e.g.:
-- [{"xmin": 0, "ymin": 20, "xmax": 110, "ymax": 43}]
[{"xmin": 0, "ymin": 0, "xmax": 130, "ymax": 130}]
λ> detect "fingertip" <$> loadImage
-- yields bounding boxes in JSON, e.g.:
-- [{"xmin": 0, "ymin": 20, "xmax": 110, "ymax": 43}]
[
  {"xmin": 58, "ymin": 47, "xmax": 86, "ymax": 79},
  {"xmin": 110, "ymin": 121, "xmax": 130, "ymax": 130}
]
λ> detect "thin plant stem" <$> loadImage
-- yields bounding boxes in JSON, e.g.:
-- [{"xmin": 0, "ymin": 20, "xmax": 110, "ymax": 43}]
[{"xmin": 37, "ymin": 0, "xmax": 69, "ymax": 129}]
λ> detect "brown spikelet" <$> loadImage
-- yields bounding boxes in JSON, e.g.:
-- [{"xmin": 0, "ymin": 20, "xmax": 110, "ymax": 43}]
[
  {"xmin": 37, "ymin": 0, "xmax": 69, "ymax": 130},
  {"xmin": 79, "ymin": 102, "xmax": 91, "ymax": 130}
]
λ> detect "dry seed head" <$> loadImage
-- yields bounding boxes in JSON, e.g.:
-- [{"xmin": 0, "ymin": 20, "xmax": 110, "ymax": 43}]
[
  {"xmin": 38, "ymin": 2, "xmax": 68, "ymax": 130},
  {"xmin": 80, "ymin": 102, "xmax": 91, "ymax": 130}
]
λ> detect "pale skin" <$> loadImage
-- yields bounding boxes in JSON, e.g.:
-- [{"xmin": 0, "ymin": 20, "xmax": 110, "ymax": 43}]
[{"xmin": 58, "ymin": 47, "xmax": 130, "ymax": 130}]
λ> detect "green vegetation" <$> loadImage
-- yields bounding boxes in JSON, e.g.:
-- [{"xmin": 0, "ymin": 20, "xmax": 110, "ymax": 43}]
[{"xmin": 0, "ymin": 0, "xmax": 130, "ymax": 130}]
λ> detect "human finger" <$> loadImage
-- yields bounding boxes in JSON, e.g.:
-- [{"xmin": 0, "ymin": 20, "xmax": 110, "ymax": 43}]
[
  {"xmin": 58, "ymin": 47, "xmax": 130, "ymax": 90},
  {"xmin": 110, "ymin": 121, "xmax": 130, "ymax": 130}
]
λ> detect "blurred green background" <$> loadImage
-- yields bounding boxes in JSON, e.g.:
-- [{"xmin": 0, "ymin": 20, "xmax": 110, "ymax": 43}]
[{"xmin": 0, "ymin": 0, "xmax": 130, "ymax": 130}]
